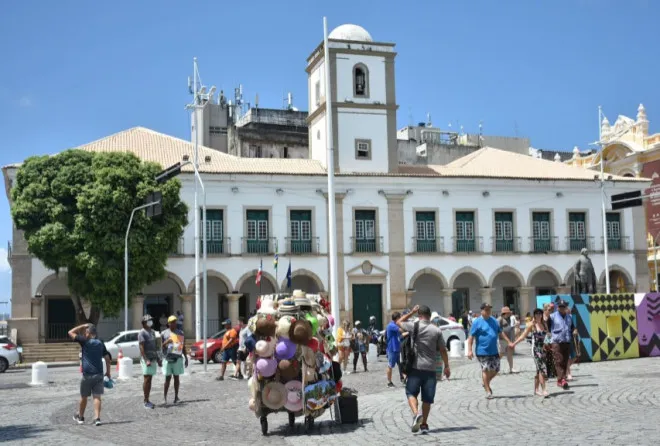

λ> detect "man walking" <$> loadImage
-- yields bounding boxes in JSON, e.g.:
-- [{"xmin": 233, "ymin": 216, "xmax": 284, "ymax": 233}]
[
  {"xmin": 161, "ymin": 315, "xmax": 188, "ymax": 404},
  {"xmin": 68, "ymin": 323, "xmax": 111, "ymax": 426},
  {"xmin": 498, "ymin": 307, "xmax": 518, "ymax": 374},
  {"xmin": 385, "ymin": 311, "xmax": 404, "ymax": 387},
  {"xmin": 139, "ymin": 314, "xmax": 161, "ymax": 409},
  {"xmin": 467, "ymin": 303, "xmax": 514, "ymax": 399},
  {"xmin": 216, "ymin": 319, "xmax": 238, "ymax": 381},
  {"xmin": 548, "ymin": 300, "xmax": 573, "ymax": 389},
  {"xmin": 397, "ymin": 305, "xmax": 450, "ymax": 434}
]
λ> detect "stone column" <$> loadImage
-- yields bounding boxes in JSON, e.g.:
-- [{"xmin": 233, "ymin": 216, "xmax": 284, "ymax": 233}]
[
  {"xmin": 441, "ymin": 289, "xmax": 456, "ymax": 316},
  {"xmin": 383, "ymin": 192, "xmax": 409, "ymax": 311},
  {"xmin": 556, "ymin": 285, "xmax": 571, "ymax": 295},
  {"xmin": 179, "ymin": 294, "xmax": 194, "ymax": 337},
  {"xmin": 405, "ymin": 289, "xmax": 416, "ymax": 309},
  {"xmin": 517, "ymin": 287, "xmax": 535, "ymax": 317},
  {"xmin": 31, "ymin": 297, "xmax": 43, "ymax": 341},
  {"xmin": 226, "ymin": 293, "xmax": 243, "ymax": 325},
  {"xmin": 478, "ymin": 287, "xmax": 493, "ymax": 306},
  {"xmin": 323, "ymin": 192, "xmax": 347, "ymax": 311},
  {"xmin": 132, "ymin": 294, "xmax": 145, "ymax": 330}
]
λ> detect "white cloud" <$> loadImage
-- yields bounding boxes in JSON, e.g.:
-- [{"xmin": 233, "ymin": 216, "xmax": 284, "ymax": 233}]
[
  {"xmin": 18, "ymin": 96, "xmax": 32, "ymax": 107},
  {"xmin": 0, "ymin": 248, "xmax": 9, "ymax": 273}
]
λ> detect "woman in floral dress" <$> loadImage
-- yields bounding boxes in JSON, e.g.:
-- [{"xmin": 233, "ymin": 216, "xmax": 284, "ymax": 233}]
[
  {"xmin": 513, "ymin": 308, "xmax": 550, "ymax": 397},
  {"xmin": 543, "ymin": 303, "xmax": 557, "ymax": 379}
]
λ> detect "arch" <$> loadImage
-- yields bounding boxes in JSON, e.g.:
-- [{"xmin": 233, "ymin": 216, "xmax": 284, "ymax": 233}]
[
  {"xmin": 564, "ymin": 268, "xmax": 575, "ymax": 287},
  {"xmin": 598, "ymin": 264, "xmax": 634, "ymax": 288},
  {"xmin": 353, "ymin": 63, "xmax": 369, "ymax": 98},
  {"xmin": 186, "ymin": 270, "xmax": 233, "ymax": 294},
  {"xmin": 235, "ymin": 269, "xmax": 278, "ymax": 292},
  {"xmin": 408, "ymin": 268, "xmax": 448, "ymax": 290},
  {"xmin": 280, "ymin": 269, "xmax": 325, "ymax": 293},
  {"xmin": 526, "ymin": 265, "xmax": 563, "ymax": 287},
  {"xmin": 449, "ymin": 267, "xmax": 487, "ymax": 289},
  {"xmin": 488, "ymin": 266, "xmax": 525, "ymax": 288},
  {"xmin": 160, "ymin": 271, "xmax": 186, "ymax": 294},
  {"xmin": 593, "ymin": 142, "xmax": 636, "ymax": 165},
  {"xmin": 36, "ymin": 271, "xmax": 68, "ymax": 295}
]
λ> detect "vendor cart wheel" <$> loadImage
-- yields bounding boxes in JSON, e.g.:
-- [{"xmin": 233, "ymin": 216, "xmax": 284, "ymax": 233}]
[
  {"xmin": 305, "ymin": 415, "xmax": 314, "ymax": 431},
  {"xmin": 260, "ymin": 416, "xmax": 268, "ymax": 436},
  {"xmin": 288, "ymin": 412, "xmax": 296, "ymax": 428}
]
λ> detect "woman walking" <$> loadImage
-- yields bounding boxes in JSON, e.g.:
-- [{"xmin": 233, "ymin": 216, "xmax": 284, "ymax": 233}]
[
  {"xmin": 513, "ymin": 308, "xmax": 549, "ymax": 397},
  {"xmin": 543, "ymin": 303, "xmax": 557, "ymax": 379},
  {"xmin": 337, "ymin": 320, "xmax": 353, "ymax": 373}
]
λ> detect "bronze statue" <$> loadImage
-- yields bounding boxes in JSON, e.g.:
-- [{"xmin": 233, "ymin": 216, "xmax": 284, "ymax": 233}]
[{"xmin": 574, "ymin": 248, "xmax": 597, "ymax": 294}]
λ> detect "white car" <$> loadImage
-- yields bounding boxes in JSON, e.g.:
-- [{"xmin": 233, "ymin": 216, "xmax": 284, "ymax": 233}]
[
  {"xmin": 104, "ymin": 330, "xmax": 160, "ymax": 360},
  {"xmin": 434, "ymin": 316, "xmax": 467, "ymax": 350},
  {"xmin": 0, "ymin": 337, "xmax": 20, "ymax": 372}
]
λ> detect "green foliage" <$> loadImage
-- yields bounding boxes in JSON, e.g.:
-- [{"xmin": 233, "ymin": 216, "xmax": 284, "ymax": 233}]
[{"xmin": 11, "ymin": 150, "xmax": 188, "ymax": 318}]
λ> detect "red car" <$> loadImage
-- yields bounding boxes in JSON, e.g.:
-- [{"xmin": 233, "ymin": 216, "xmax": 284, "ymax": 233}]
[{"xmin": 189, "ymin": 329, "xmax": 227, "ymax": 363}]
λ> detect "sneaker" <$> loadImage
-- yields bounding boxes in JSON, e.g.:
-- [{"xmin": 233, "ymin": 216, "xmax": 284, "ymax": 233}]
[
  {"xmin": 229, "ymin": 375, "xmax": 238, "ymax": 380},
  {"xmin": 237, "ymin": 374, "xmax": 245, "ymax": 380},
  {"xmin": 144, "ymin": 402, "xmax": 155, "ymax": 409},
  {"xmin": 216, "ymin": 376, "xmax": 224, "ymax": 381},
  {"xmin": 173, "ymin": 397, "xmax": 181, "ymax": 405},
  {"xmin": 562, "ymin": 380, "xmax": 569, "ymax": 390},
  {"xmin": 387, "ymin": 382, "xmax": 395, "ymax": 388},
  {"xmin": 411, "ymin": 413, "xmax": 423, "ymax": 433},
  {"xmin": 420, "ymin": 424, "xmax": 429, "ymax": 434},
  {"xmin": 94, "ymin": 418, "xmax": 101, "ymax": 426},
  {"xmin": 73, "ymin": 414, "xmax": 84, "ymax": 425}
]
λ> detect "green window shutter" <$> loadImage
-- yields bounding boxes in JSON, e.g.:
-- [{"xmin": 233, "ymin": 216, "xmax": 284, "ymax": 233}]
[
  {"xmin": 532, "ymin": 212, "xmax": 551, "ymax": 239},
  {"xmin": 494, "ymin": 212, "xmax": 513, "ymax": 240},
  {"xmin": 247, "ymin": 209, "xmax": 268, "ymax": 221},
  {"xmin": 568, "ymin": 212, "xmax": 586, "ymax": 240},
  {"xmin": 290, "ymin": 210, "xmax": 312, "ymax": 241},
  {"xmin": 606, "ymin": 213, "xmax": 621, "ymax": 239},
  {"xmin": 246, "ymin": 210, "xmax": 268, "ymax": 241},
  {"xmin": 290, "ymin": 210, "xmax": 311, "ymax": 221},
  {"xmin": 455, "ymin": 212, "xmax": 474, "ymax": 240},
  {"xmin": 355, "ymin": 210, "xmax": 376, "ymax": 240},
  {"xmin": 355, "ymin": 210, "xmax": 376, "ymax": 221},
  {"xmin": 415, "ymin": 212, "xmax": 435, "ymax": 240}
]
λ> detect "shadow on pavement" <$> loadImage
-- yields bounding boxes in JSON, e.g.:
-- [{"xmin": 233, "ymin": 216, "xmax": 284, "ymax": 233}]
[
  {"xmin": 268, "ymin": 418, "xmax": 373, "ymax": 437},
  {"xmin": 546, "ymin": 391, "xmax": 575, "ymax": 397},
  {"xmin": 0, "ymin": 424, "xmax": 52, "ymax": 441},
  {"xmin": 0, "ymin": 383, "xmax": 31, "ymax": 390},
  {"xmin": 100, "ymin": 420, "xmax": 134, "ymax": 426},
  {"xmin": 426, "ymin": 426, "xmax": 478, "ymax": 434},
  {"xmin": 491, "ymin": 395, "xmax": 529, "ymax": 400},
  {"xmin": 568, "ymin": 384, "xmax": 598, "ymax": 388}
]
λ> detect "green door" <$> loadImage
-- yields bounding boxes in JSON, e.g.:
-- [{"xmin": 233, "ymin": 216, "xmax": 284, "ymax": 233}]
[
  {"xmin": 352, "ymin": 284, "xmax": 382, "ymax": 330},
  {"xmin": 355, "ymin": 210, "xmax": 376, "ymax": 253},
  {"xmin": 494, "ymin": 212, "xmax": 514, "ymax": 252},
  {"xmin": 455, "ymin": 211, "xmax": 475, "ymax": 252},
  {"xmin": 415, "ymin": 211, "xmax": 436, "ymax": 252},
  {"xmin": 290, "ymin": 210, "xmax": 312, "ymax": 254},
  {"xmin": 246, "ymin": 209, "xmax": 269, "ymax": 254},
  {"xmin": 532, "ymin": 212, "xmax": 551, "ymax": 252},
  {"xmin": 203, "ymin": 209, "xmax": 224, "ymax": 254},
  {"xmin": 606, "ymin": 212, "xmax": 621, "ymax": 250},
  {"xmin": 568, "ymin": 212, "xmax": 586, "ymax": 251}
]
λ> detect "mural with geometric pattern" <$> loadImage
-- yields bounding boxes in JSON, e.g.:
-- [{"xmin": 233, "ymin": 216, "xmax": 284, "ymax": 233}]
[
  {"xmin": 588, "ymin": 294, "xmax": 639, "ymax": 362},
  {"xmin": 634, "ymin": 293, "xmax": 660, "ymax": 358},
  {"xmin": 536, "ymin": 294, "xmax": 592, "ymax": 362}
]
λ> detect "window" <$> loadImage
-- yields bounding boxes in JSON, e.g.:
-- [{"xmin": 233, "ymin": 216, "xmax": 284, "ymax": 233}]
[
  {"xmin": 568, "ymin": 212, "xmax": 587, "ymax": 251},
  {"xmin": 315, "ymin": 81, "xmax": 321, "ymax": 106},
  {"xmin": 246, "ymin": 210, "xmax": 269, "ymax": 254},
  {"xmin": 606, "ymin": 212, "xmax": 622, "ymax": 250},
  {"xmin": 250, "ymin": 145, "xmax": 262, "ymax": 158},
  {"xmin": 355, "ymin": 210, "xmax": 377, "ymax": 252},
  {"xmin": 202, "ymin": 209, "xmax": 224, "ymax": 254},
  {"xmin": 355, "ymin": 139, "xmax": 371, "ymax": 160},
  {"xmin": 290, "ymin": 210, "xmax": 312, "ymax": 254},
  {"xmin": 353, "ymin": 64, "xmax": 369, "ymax": 97},
  {"xmin": 455, "ymin": 211, "xmax": 476, "ymax": 252},
  {"xmin": 532, "ymin": 212, "xmax": 552, "ymax": 252},
  {"xmin": 283, "ymin": 147, "xmax": 289, "ymax": 159},
  {"xmin": 415, "ymin": 211, "xmax": 437, "ymax": 253},
  {"xmin": 494, "ymin": 212, "xmax": 514, "ymax": 252}
]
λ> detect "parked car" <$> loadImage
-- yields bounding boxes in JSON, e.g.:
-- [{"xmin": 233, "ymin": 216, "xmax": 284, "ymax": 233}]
[
  {"xmin": 104, "ymin": 330, "xmax": 160, "ymax": 360},
  {"xmin": 380, "ymin": 316, "xmax": 467, "ymax": 352},
  {"xmin": 189, "ymin": 329, "xmax": 227, "ymax": 363},
  {"xmin": 0, "ymin": 338, "xmax": 20, "ymax": 372}
]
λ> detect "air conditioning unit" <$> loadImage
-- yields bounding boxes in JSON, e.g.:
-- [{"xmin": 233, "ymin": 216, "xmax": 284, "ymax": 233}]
[{"xmin": 416, "ymin": 143, "xmax": 428, "ymax": 157}]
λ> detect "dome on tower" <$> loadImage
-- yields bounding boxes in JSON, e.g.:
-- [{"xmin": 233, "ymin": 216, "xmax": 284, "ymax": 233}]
[{"xmin": 329, "ymin": 24, "xmax": 373, "ymax": 42}]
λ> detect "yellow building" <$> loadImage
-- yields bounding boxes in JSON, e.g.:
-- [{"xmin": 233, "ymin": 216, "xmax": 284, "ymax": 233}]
[{"xmin": 566, "ymin": 104, "xmax": 660, "ymax": 290}]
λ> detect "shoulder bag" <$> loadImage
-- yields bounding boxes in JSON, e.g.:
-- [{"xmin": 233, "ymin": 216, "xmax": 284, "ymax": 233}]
[{"xmin": 403, "ymin": 321, "xmax": 419, "ymax": 375}]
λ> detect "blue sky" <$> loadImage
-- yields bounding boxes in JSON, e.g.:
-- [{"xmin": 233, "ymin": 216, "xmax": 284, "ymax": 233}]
[{"xmin": 0, "ymin": 0, "xmax": 658, "ymax": 312}]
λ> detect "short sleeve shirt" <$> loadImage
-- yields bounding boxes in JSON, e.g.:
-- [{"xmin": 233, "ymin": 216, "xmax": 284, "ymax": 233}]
[
  {"xmin": 386, "ymin": 321, "xmax": 401, "ymax": 353},
  {"xmin": 470, "ymin": 317, "xmax": 501, "ymax": 356},
  {"xmin": 222, "ymin": 329, "xmax": 239, "ymax": 350},
  {"xmin": 75, "ymin": 335, "xmax": 109, "ymax": 376},
  {"xmin": 139, "ymin": 328, "xmax": 159, "ymax": 360},
  {"xmin": 402, "ymin": 320, "xmax": 446, "ymax": 372},
  {"xmin": 498, "ymin": 316, "xmax": 516, "ymax": 341},
  {"xmin": 161, "ymin": 328, "xmax": 185, "ymax": 358}
]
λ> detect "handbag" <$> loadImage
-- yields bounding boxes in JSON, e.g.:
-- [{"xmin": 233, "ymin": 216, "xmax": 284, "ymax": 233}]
[{"xmin": 403, "ymin": 322, "xmax": 419, "ymax": 375}]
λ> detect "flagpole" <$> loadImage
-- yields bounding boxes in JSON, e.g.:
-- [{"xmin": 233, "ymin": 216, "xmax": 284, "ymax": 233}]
[
  {"xmin": 324, "ymin": 17, "xmax": 341, "ymax": 337},
  {"xmin": 259, "ymin": 258, "xmax": 263, "ymax": 296}
]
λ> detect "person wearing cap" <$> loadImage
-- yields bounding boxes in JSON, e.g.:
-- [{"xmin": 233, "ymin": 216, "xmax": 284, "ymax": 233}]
[
  {"xmin": 497, "ymin": 306, "xmax": 519, "ymax": 374},
  {"xmin": 547, "ymin": 300, "xmax": 573, "ymax": 389},
  {"xmin": 139, "ymin": 314, "xmax": 161, "ymax": 409},
  {"xmin": 68, "ymin": 323, "xmax": 111, "ymax": 426},
  {"xmin": 232, "ymin": 317, "xmax": 248, "ymax": 380},
  {"xmin": 216, "ymin": 319, "xmax": 239, "ymax": 381},
  {"xmin": 161, "ymin": 315, "xmax": 188, "ymax": 404},
  {"xmin": 467, "ymin": 303, "xmax": 515, "ymax": 399}
]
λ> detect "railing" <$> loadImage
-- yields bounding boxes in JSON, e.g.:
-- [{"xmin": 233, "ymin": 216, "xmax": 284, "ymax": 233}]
[
  {"xmin": 491, "ymin": 237, "xmax": 522, "ymax": 253},
  {"xmin": 285, "ymin": 237, "xmax": 320, "ymax": 255},
  {"xmin": 201, "ymin": 238, "xmax": 231, "ymax": 255},
  {"xmin": 350, "ymin": 237, "xmax": 384, "ymax": 254},
  {"xmin": 241, "ymin": 237, "xmax": 277, "ymax": 255},
  {"xmin": 565, "ymin": 236, "xmax": 594, "ymax": 252},
  {"xmin": 412, "ymin": 237, "xmax": 444, "ymax": 254},
  {"xmin": 529, "ymin": 236, "xmax": 559, "ymax": 253},
  {"xmin": 452, "ymin": 236, "xmax": 484, "ymax": 253},
  {"xmin": 602, "ymin": 236, "xmax": 630, "ymax": 252},
  {"xmin": 47, "ymin": 323, "xmax": 72, "ymax": 342}
]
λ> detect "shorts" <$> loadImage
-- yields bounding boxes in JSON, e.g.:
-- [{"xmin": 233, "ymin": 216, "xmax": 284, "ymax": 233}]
[
  {"xmin": 386, "ymin": 351, "xmax": 400, "ymax": 369},
  {"xmin": 163, "ymin": 357, "xmax": 184, "ymax": 376},
  {"xmin": 477, "ymin": 355, "xmax": 501, "ymax": 373},
  {"xmin": 237, "ymin": 349, "xmax": 248, "ymax": 362},
  {"xmin": 405, "ymin": 369, "xmax": 437, "ymax": 404},
  {"xmin": 221, "ymin": 347, "xmax": 238, "ymax": 364},
  {"xmin": 80, "ymin": 374, "xmax": 104, "ymax": 397},
  {"xmin": 141, "ymin": 358, "xmax": 158, "ymax": 376}
]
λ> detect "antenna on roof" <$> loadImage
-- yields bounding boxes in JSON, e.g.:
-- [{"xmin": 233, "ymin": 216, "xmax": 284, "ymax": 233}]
[
  {"xmin": 255, "ymin": 93, "xmax": 259, "ymax": 109},
  {"xmin": 426, "ymin": 112, "xmax": 432, "ymax": 127}
]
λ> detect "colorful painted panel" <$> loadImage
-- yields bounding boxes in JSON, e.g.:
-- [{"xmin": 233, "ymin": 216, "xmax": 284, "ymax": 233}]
[
  {"xmin": 535, "ymin": 295, "xmax": 592, "ymax": 362},
  {"xmin": 634, "ymin": 293, "xmax": 660, "ymax": 358},
  {"xmin": 589, "ymin": 294, "xmax": 639, "ymax": 362}
]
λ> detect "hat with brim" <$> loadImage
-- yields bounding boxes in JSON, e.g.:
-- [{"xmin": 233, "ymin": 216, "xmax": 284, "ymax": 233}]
[
  {"xmin": 292, "ymin": 289, "xmax": 307, "ymax": 299},
  {"xmin": 300, "ymin": 345, "xmax": 316, "ymax": 368},
  {"xmin": 276, "ymin": 315, "xmax": 296, "ymax": 339},
  {"xmin": 168, "ymin": 315, "xmax": 178, "ymax": 323},
  {"xmin": 255, "ymin": 357, "xmax": 277, "ymax": 378},
  {"xmin": 255, "ymin": 337, "xmax": 276, "ymax": 358},
  {"xmin": 289, "ymin": 319, "xmax": 312, "ymax": 345},
  {"xmin": 262, "ymin": 381, "xmax": 287, "ymax": 410},
  {"xmin": 278, "ymin": 298, "xmax": 298, "ymax": 315},
  {"xmin": 258, "ymin": 299, "xmax": 278, "ymax": 315},
  {"xmin": 278, "ymin": 359, "xmax": 301, "ymax": 381},
  {"xmin": 480, "ymin": 303, "xmax": 492, "ymax": 310},
  {"xmin": 284, "ymin": 380, "xmax": 303, "ymax": 412},
  {"xmin": 255, "ymin": 315, "xmax": 277, "ymax": 337}
]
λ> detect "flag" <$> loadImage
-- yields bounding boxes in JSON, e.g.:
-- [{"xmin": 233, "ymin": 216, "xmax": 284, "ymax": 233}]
[
  {"xmin": 256, "ymin": 259, "xmax": 263, "ymax": 285},
  {"xmin": 274, "ymin": 254, "xmax": 279, "ymax": 270},
  {"xmin": 286, "ymin": 260, "xmax": 292, "ymax": 290}
]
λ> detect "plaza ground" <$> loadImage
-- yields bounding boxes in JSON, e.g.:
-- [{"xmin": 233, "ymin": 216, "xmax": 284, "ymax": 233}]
[{"xmin": 1, "ymin": 344, "xmax": 659, "ymax": 445}]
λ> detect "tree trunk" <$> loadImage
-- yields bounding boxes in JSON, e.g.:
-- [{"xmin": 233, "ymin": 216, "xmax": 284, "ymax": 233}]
[{"xmin": 71, "ymin": 295, "xmax": 101, "ymax": 325}]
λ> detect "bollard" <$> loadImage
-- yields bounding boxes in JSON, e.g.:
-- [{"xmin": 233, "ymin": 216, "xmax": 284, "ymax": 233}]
[
  {"xmin": 116, "ymin": 349, "xmax": 123, "ymax": 373},
  {"xmin": 449, "ymin": 339, "xmax": 463, "ymax": 358},
  {"xmin": 367, "ymin": 346, "xmax": 377, "ymax": 363},
  {"xmin": 117, "ymin": 357, "xmax": 133, "ymax": 380},
  {"xmin": 30, "ymin": 361, "xmax": 48, "ymax": 386}
]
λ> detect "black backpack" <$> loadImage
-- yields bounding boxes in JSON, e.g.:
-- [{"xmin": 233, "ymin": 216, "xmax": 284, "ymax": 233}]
[{"xmin": 403, "ymin": 321, "xmax": 419, "ymax": 375}]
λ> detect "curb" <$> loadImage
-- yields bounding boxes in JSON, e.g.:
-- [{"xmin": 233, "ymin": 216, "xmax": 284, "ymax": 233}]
[{"xmin": 14, "ymin": 361, "xmax": 79, "ymax": 369}]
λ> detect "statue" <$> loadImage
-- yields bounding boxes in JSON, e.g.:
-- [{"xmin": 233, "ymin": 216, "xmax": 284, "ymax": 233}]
[{"xmin": 574, "ymin": 248, "xmax": 597, "ymax": 294}]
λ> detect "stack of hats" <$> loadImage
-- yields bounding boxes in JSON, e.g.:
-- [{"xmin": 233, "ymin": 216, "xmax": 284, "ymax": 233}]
[{"xmin": 247, "ymin": 290, "xmax": 341, "ymax": 417}]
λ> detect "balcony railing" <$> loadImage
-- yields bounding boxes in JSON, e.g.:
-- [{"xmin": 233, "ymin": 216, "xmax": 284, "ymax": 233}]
[
  {"xmin": 529, "ymin": 236, "xmax": 559, "ymax": 253},
  {"xmin": 241, "ymin": 237, "xmax": 277, "ymax": 255},
  {"xmin": 47, "ymin": 323, "xmax": 72, "ymax": 342},
  {"xmin": 350, "ymin": 237, "xmax": 383, "ymax": 254},
  {"xmin": 412, "ymin": 237, "xmax": 444, "ymax": 254},
  {"xmin": 602, "ymin": 236, "xmax": 630, "ymax": 252},
  {"xmin": 201, "ymin": 238, "xmax": 231, "ymax": 255},
  {"xmin": 565, "ymin": 236, "xmax": 594, "ymax": 252},
  {"xmin": 285, "ymin": 237, "xmax": 320, "ymax": 255},
  {"xmin": 491, "ymin": 237, "xmax": 522, "ymax": 253},
  {"xmin": 452, "ymin": 236, "xmax": 484, "ymax": 253}
]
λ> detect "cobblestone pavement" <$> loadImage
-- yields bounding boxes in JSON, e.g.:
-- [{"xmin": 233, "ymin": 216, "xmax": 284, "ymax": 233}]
[{"xmin": 1, "ymin": 345, "xmax": 659, "ymax": 445}]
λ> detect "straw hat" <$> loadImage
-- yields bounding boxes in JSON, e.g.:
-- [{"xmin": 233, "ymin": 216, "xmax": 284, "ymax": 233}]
[
  {"xmin": 278, "ymin": 298, "xmax": 297, "ymax": 316},
  {"xmin": 247, "ymin": 376, "xmax": 259, "ymax": 398},
  {"xmin": 262, "ymin": 381, "xmax": 287, "ymax": 410},
  {"xmin": 255, "ymin": 337, "xmax": 276, "ymax": 358},
  {"xmin": 255, "ymin": 314, "xmax": 277, "ymax": 337},
  {"xmin": 284, "ymin": 380, "xmax": 303, "ymax": 412},
  {"xmin": 258, "ymin": 299, "xmax": 278, "ymax": 315},
  {"xmin": 276, "ymin": 315, "xmax": 296, "ymax": 339},
  {"xmin": 292, "ymin": 289, "xmax": 307, "ymax": 299},
  {"xmin": 300, "ymin": 346, "xmax": 316, "ymax": 368},
  {"xmin": 278, "ymin": 358, "xmax": 301, "ymax": 381},
  {"xmin": 289, "ymin": 319, "xmax": 312, "ymax": 345}
]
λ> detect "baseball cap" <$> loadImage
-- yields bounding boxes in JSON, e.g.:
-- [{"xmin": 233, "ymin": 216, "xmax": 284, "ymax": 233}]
[
  {"xmin": 223, "ymin": 318, "xmax": 232, "ymax": 325},
  {"xmin": 142, "ymin": 314, "xmax": 152, "ymax": 322},
  {"xmin": 480, "ymin": 303, "xmax": 492, "ymax": 310},
  {"xmin": 558, "ymin": 300, "xmax": 568, "ymax": 308},
  {"xmin": 168, "ymin": 315, "xmax": 178, "ymax": 323}
]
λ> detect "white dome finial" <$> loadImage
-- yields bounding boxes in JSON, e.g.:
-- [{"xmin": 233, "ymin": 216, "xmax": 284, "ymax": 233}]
[
  {"xmin": 554, "ymin": 153, "xmax": 561, "ymax": 162},
  {"xmin": 328, "ymin": 24, "xmax": 373, "ymax": 42}
]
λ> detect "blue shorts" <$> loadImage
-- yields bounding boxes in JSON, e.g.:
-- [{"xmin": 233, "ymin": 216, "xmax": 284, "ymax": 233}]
[
  {"xmin": 386, "ymin": 351, "xmax": 400, "ymax": 369},
  {"xmin": 221, "ymin": 347, "xmax": 237, "ymax": 363},
  {"xmin": 405, "ymin": 369, "xmax": 437, "ymax": 404}
]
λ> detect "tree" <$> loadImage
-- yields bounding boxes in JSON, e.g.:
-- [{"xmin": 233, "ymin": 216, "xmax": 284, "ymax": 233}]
[{"xmin": 11, "ymin": 149, "xmax": 188, "ymax": 324}]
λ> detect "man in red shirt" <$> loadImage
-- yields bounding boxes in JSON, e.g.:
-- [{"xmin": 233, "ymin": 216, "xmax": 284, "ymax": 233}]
[{"xmin": 216, "ymin": 319, "xmax": 238, "ymax": 381}]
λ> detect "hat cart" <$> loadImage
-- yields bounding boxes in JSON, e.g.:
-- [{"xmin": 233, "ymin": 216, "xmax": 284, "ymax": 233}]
[{"xmin": 247, "ymin": 291, "xmax": 342, "ymax": 436}]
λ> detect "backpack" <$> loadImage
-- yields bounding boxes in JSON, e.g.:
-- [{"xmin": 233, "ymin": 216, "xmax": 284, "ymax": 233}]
[{"xmin": 403, "ymin": 321, "xmax": 419, "ymax": 375}]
